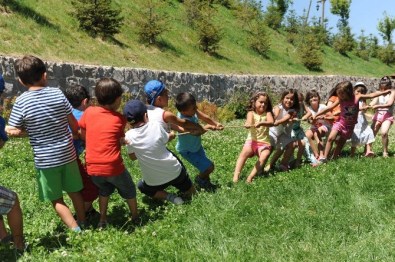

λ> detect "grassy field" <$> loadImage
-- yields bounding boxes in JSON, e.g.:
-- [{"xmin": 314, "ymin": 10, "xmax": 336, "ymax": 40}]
[
  {"xmin": 2, "ymin": 120, "xmax": 395, "ymax": 261},
  {"xmin": 0, "ymin": 0, "xmax": 393, "ymax": 77}
]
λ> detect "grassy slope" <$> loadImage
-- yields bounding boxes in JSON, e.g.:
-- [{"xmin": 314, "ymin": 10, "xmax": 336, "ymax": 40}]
[{"xmin": 0, "ymin": 0, "xmax": 393, "ymax": 76}]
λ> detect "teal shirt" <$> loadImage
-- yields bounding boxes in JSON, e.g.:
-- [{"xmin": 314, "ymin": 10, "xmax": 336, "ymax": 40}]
[{"xmin": 176, "ymin": 113, "xmax": 202, "ymax": 153}]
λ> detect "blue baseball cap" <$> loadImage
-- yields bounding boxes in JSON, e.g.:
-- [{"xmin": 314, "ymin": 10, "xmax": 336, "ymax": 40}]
[
  {"xmin": 123, "ymin": 99, "xmax": 147, "ymax": 124},
  {"xmin": 144, "ymin": 80, "xmax": 165, "ymax": 105},
  {"xmin": 0, "ymin": 75, "xmax": 5, "ymax": 93}
]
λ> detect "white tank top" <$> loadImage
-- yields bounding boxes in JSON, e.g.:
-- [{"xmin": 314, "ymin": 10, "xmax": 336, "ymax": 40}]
[{"xmin": 147, "ymin": 105, "xmax": 171, "ymax": 132}]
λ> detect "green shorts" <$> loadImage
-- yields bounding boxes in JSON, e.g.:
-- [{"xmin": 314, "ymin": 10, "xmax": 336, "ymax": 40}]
[{"xmin": 36, "ymin": 160, "xmax": 83, "ymax": 201}]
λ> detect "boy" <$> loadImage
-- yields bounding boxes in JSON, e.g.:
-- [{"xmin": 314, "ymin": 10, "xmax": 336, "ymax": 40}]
[
  {"xmin": 123, "ymin": 100, "xmax": 196, "ymax": 204},
  {"xmin": 79, "ymin": 78, "xmax": 139, "ymax": 228},
  {"xmin": 144, "ymin": 80, "xmax": 205, "ymax": 138},
  {"xmin": 63, "ymin": 85, "xmax": 99, "ymax": 220},
  {"xmin": 175, "ymin": 92, "xmax": 223, "ymax": 191},
  {"xmin": 6, "ymin": 55, "xmax": 86, "ymax": 232}
]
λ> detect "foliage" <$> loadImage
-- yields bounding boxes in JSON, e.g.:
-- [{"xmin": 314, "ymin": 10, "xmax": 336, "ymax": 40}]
[
  {"xmin": 183, "ymin": 0, "xmax": 206, "ymax": 28},
  {"xmin": 0, "ymin": 96, "xmax": 15, "ymax": 121},
  {"xmin": 284, "ymin": 9, "xmax": 303, "ymax": 45},
  {"xmin": 330, "ymin": 0, "xmax": 351, "ymax": 28},
  {"xmin": 367, "ymin": 34, "xmax": 380, "ymax": 58},
  {"xmin": 233, "ymin": 0, "xmax": 262, "ymax": 30},
  {"xmin": 225, "ymin": 90, "xmax": 250, "ymax": 119},
  {"xmin": 195, "ymin": 5, "xmax": 222, "ymax": 54},
  {"xmin": 248, "ymin": 19, "xmax": 271, "ymax": 57},
  {"xmin": 332, "ymin": 26, "xmax": 355, "ymax": 55},
  {"xmin": 377, "ymin": 44, "xmax": 395, "ymax": 65},
  {"xmin": 355, "ymin": 30, "xmax": 370, "ymax": 61},
  {"xmin": 264, "ymin": 0, "xmax": 292, "ymax": 30},
  {"xmin": 71, "ymin": 0, "xmax": 124, "ymax": 38},
  {"xmin": 135, "ymin": 0, "xmax": 170, "ymax": 45},
  {"xmin": 377, "ymin": 13, "xmax": 395, "ymax": 45},
  {"xmin": 298, "ymin": 29, "xmax": 323, "ymax": 71}
]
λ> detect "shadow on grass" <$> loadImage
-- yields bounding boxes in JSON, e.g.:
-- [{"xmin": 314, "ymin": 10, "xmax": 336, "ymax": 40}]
[
  {"xmin": 4, "ymin": 0, "xmax": 59, "ymax": 30},
  {"xmin": 106, "ymin": 36, "xmax": 129, "ymax": 49}
]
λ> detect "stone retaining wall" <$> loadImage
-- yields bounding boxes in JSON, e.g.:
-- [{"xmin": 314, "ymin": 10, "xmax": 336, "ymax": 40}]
[{"xmin": 0, "ymin": 55, "xmax": 381, "ymax": 104}]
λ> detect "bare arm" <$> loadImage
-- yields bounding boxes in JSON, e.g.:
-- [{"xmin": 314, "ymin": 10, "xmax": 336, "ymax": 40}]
[
  {"xmin": 196, "ymin": 110, "xmax": 224, "ymax": 131},
  {"xmin": 255, "ymin": 111, "xmax": 274, "ymax": 128},
  {"xmin": 5, "ymin": 126, "xmax": 28, "ymax": 137},
  {"xmin": 67, "ymin": 113, "xmax": 79, "ymax": 139},
  {"xmin": 314, "ymin": 100, "xmax": 339, "ymax": 119},
  {"xmin": 164, "ymin": 111, "xmax": 205, "ymax": 135},
  {"xmin": 368, "ymin": 90, "xmax": 394, "ymax": 109}
]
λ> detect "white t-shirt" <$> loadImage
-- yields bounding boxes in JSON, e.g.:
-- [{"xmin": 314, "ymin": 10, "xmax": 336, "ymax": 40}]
[
  {"xmin": 125, "ymin": 121, "xmax": 181, "ymax": 186},
  {"xmin": 146, "ymin": 105, "xmax": 171, "ymax": 132}
]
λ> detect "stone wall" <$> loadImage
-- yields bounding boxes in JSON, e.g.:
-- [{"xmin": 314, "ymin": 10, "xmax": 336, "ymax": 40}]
[{"xmin": 0, "ymin": 55, "xmax": 381, "ymax": 104}]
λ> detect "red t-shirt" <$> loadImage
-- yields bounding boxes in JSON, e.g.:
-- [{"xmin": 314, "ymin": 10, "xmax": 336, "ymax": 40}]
[{"xmin": 79, "ymin": 106, "xmax": 126, "ymax": 176}]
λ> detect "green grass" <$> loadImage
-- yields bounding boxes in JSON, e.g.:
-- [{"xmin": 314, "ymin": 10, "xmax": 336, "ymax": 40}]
[
  {"xmin": 2, "ymin": 120, "xmax": 395, "ymax": 261},
  {"xmin": 0, "ymin": 0, "xmax": 393, "ymax": 76}
]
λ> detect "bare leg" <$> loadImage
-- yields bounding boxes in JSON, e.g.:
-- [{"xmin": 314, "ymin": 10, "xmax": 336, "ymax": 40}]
[
  {"xmin": 67, "ymin": 191, "xmax": 86, "ymax": 223},
  {"xmin": 246, "ymin": 149, "xmax": 271, "ymax": 183},
  {"xmin": 380, "ymin": 120, "xmax": 392, "ymax": 156},
  {"xmin": 332, "ymin": 138, "xmax": 346, "ymax": 159},
  {"xmin": 7, "ymin": 197, "xmax": 24, "ymax": 250},
  {"xmin": 306, "ymin": 130, "xmax": 318, "ymax": 158},
  {"xmin": 51, "ymin": 198, "xmax": 78, "ymax": 229},
  {"xmin": 98, "ymin": 195, "xmax": 109, "ymax": 223},
  {"xmin": 126, "ymin": 198, "xmax": 138, "ymax": 220},
  {"xmin": 324, "ymin": 129, "xmax": 339, "ymax": 160},
  {"xmin": 233, "ymin": 147, "xmax": 253, "ymax": 182},
  {"xmin": 279, "ymin": 143, "xmax": 295, "ymax": 168},
  {"xmin": 0, "ymin": 216, "xmax": 7, "ymax": 240}
]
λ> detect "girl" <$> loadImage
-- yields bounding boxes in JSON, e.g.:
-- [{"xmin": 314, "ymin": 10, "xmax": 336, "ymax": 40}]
[
  {"xmin": 314, "ymin": 81, "xmax": 390, "ymax": 163},
  {"xmin": 265, "ymin": 89, "xmax": 299, "ymax": 172},
  {"xmin": 351, "ymin": 82, "xmax": 375, "ymax": 157},
  {"xmin": 233, "ymin": 92, "xmax": 274, "ymax": 183},
  {"xmin": 302, "ymin": 90, "xmax": 332, "ymax": 162},
  {"xmin": 369, "ymin": 76, "xmax": 395, "ymax": 157}
]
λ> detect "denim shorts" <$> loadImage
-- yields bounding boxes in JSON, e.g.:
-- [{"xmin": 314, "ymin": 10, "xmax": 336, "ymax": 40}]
[
  {"xmin": 137, "ymin": 166, "xmax": 192, "ymax": 197},
  {"xmin": 0, "ymin": 185, "xmax": 16, "ymax": 215},
  {"xmin": 179, "ymin": 146, "xmax": 213, "ymax": 173},
  {"xmin": 91, "ymin": 169, "xmax": 136, "ymax": 199}
]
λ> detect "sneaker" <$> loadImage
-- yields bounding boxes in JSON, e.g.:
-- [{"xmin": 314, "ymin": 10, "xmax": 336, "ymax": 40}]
[
  {"xmin": 195, "ymin": 176, "xmax": 218, "ymax": 192},
  {"xmin": 97, "ymin": 221, "xmax": 108, "ymax": 229},
  {"xmin": 166, "ymin": 194, "xmax": 184, "ymax": 205}
]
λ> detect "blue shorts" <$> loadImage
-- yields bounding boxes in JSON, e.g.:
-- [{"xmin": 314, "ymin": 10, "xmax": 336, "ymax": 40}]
[
  {"xmin": 91, "ymin": 169, "xmax": 137, "ymax": 199},
  {"xmin": 137, "ymin": 165, "xmax": 193, "ymax": 197},
  {"xmin": 179, "ymin": 146, "xmax": 213, "ymax": 173},
  {"xmin": 0, "ymin": 185, "xmax": 16, "ymax": 215}
]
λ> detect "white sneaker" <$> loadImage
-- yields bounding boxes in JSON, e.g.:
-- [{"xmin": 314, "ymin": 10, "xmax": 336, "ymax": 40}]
[{"xmin": 166, "ymin": 194, "xmax": 184, "ymax": 205}]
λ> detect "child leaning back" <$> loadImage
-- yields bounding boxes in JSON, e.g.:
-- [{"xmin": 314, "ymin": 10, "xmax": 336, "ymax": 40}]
[
  {"xmin": 6, "ymin": 55, "xmax": 86, "ymax": 232},
  {"xmin": 233, "ymin": 91, "xmax": 274, "ymax": 183},
  {"xmin": 124, "ymin": 100, "xmax": 196, "ymax": 205},
  {"xmin": 78, "ymin": 78, "xmax": 139, "ymax": 228},
  {"xmin": 175, "ymin": 92, "xmax": 224, "ymax": 191}
]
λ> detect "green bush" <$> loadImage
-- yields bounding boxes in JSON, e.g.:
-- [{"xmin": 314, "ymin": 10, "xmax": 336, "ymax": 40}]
[
  {"xmin": 226, "ymin": 90, "xmax": 250, "ymax": 119},
  {"xmin": 71, "ymin": 0, "xmax": 124, "ymax": 38},
  {"xmin": 248, "ymin": 20, "xmax": 271, "ymax": 57},
  {"xmin": 378, "ymin": 44, "xmax": 395, "ymax": 65},
  {"xmin": 196, "ymin": 7, "xmax": 222, "ymax": 54}
]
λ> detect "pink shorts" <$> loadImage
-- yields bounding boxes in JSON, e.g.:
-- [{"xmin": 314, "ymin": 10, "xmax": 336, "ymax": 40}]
[
  {"xmin": 373, "ymin": 111, "xmax": 394, "ymax": 124},
  {"xmin": 332, "ymin": 121, "xmax": 354, "ymax": 139},
  {"xmin": 310, "ymin": 124, "xmax": 330, "ymax": 134},
  {"xmin": 244, "ymin": 141, "xmax": 271, "ymax": 156}
]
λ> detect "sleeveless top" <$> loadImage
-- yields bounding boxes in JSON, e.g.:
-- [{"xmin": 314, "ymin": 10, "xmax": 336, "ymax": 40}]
[
  {"xmin": 246, "ymin": 112, "xmax": 270, "ymax": 143},
  {"xmin": 338, "ymin": 95, "xmax": 359, "ymax": 128},
  {"xmin": 269, "ymin": 104, "xmax": 294, "ymax": 136},
  {"xmin": 146, "ymin": 105, "xmax": 171, "ymax": 132},
  {"xmin": 377, "ymin": 93, "xmax": 394, "ymax": 114}
]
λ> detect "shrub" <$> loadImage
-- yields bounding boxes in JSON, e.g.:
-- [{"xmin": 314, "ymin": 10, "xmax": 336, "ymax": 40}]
[
  {"xmin": 196, "ymin": 7, "xmax": 222, "ymax": 54},
  {"xmin": 226, "ymin": 90, "xmax": 250, "ymax": 119},
  {"xmin": 332, "ymin": 26, "xmax": 355, "ymax": 55},
  {"xmin": 378, "ymin": 44, "xmax": 395, "ymax": 65},
  {"xmin": 135, "ymin": 0, "xmax": 170, "ymax": 45},
  {"xmin": 248, "ymin": 20, "xmax": 271, "ymax": 57},
  {"xmin": 71, "ymin": 0, "xmax": 123, "ymax": 38},
  {"xmin": 298, "ymin": 30, "xmax": 323, "ymax": 71}
]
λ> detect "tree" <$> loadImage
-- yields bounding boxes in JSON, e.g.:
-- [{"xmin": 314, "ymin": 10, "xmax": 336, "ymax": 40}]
[
  {"xmin": 298, "ymin": 28, "xmax": 323, "ymax": 71},
  {"xmin": 248, "ymin": 19, "xmax": 271, "ymax": 57},
  {"xmin": 72, "ymin": 0, "xmax": 123, "ymax": 38},
  {"xmin": 367, "ymin": 34, "xmax": 379, "ymax": 58},
  {"xmin": 378, "ymin": 44, "xmax": 395, "ymax": 65},
  {"xmin": 330, "ymin": 0, "xmax": 351, "ymax": 28},
  {"xmin": 135, "ymin": 0, "xmax": 170, "ymax": 45},
  {"xmin": 355, "ymin": 30, "xmax": 369, "ymax": 61},
  {"xmin": 377, "ymin": 13, "xmax": 395, "ymax": 45},
  {"xmin": 264, "ymin": 0, "xmax": 292, "ymax": 30},
  {"xmin": 196, "ymin": 5, "xmax": 222, "ymax": 54},
  {"xmin": 330, "ymin": 0, "xmax": 354, "ymax": 54}
]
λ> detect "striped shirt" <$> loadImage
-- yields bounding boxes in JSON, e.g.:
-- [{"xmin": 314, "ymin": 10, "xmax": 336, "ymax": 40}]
[{"xmin": 8, "ymin": 87, "xmax": 76, "ymax": 169}]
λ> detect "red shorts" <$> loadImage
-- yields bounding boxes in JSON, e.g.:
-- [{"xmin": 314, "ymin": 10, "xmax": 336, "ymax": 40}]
[
  {"xmin": 373, "ymin": 111, "xmax": 394, "ymax": 124},
  {"xmin": 244, "ymin": 141, "xmax": 271, "ymax": 156},
  {"xmin": 77, "ymin": 157, "xmax": 99, "ymax": 202},
  {"xmin": 332, "ymin": 121, "xmax": 354, "ymax": 140}
]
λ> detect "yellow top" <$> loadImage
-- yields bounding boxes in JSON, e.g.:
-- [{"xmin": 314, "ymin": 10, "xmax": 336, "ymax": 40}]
[{"xmin": 246, "ymin": 112, "xmax": 270, "ymax": 143}]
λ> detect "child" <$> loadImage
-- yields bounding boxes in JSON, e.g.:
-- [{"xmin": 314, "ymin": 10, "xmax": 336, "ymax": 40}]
[
  {"xmin": 0, "ymin": 74, "xmax": 8, "ymax": 148},
  {"xmin": 266, "ymin": 89, "xmax": 299, "ymax": 172},
  {"xmin": 79, "ymin": 78, "xmax": 139, "ymax": 228},
  {"xmin": 144, "ymin": 80, "xmax": 204, "ymax": 138},
  {"xmin": 0, "ymin": 186, "xmax": 25, "ymax": 254},
  {"xmin": 123, "ymin": 100, "xmax": 196, "ymax": 204},
  {"xmin": 63, "ymin": 85, "xmax": 99, "ymax": 220},
  {"xmin": 233, "ymin": 91, "xmax": 274, "ymax": 183},
  {"xmin": 351, "ymin": 82, "xmax": 375, "ymax": 157},
  {"xmin": 6, "ymin": 55, "xmax": 86, "ymax": 232},
  {"xmin": 175, "ymin": 92, "xmax": 224, "ymax": 191},
  {"xmin": 302, "ymin": 90, "xmax": 332, "ymax": 161},
  {"xmin": 369, "ymin": 76, "xmax": 395, "ymax": 157},
  {"xmin": 314, "ymin": 81, "xmax": 390, "ymax": 162}
]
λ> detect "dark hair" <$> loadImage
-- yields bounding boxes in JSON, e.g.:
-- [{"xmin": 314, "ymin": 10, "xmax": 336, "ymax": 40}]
[
  {"xmin": 64, "ymin": 84, "xmax": 90, "ymax": 108},
  {"xmin": 354, "ymin": 84, "xmax": 367, "ymax": 94},
  {"xmin": 175, "ymin": 92, "xmax": 196, "ymax": 111},
  {"xmin": 280, "ymin": 89, "xmax": 299, "ymax": 111},
  {"xmin": 14, "ymin": 55, "xmax": 46, "ymax": 86},
  {"xmin": 247, "ymin": 91, "xmax": 273, "ymax": 113},
  {"xmin": 379, "ymin": 76, "xmax": 392, "ymax": 89},
  {"xmin": 335, "ymin": 81, "xmax": 353, "ymax": 101},
  {"xmin": 305, "ymin": 90, "xmax": 321, "ymax": 106},
  {"xmin": 95, "ymin": 78, "xmax": 123, "ymax": 106}
]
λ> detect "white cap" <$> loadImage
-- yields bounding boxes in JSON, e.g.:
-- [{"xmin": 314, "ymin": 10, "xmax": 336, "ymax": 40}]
[{"xmin": 354, "ymin": 81, "xmax": 366, "ymax": 87}]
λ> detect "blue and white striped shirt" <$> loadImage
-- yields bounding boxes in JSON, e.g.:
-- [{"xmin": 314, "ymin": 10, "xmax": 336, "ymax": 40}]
[{"xmin": 8, "ymin": 87, "xmax": 76, "ymax": 169}]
